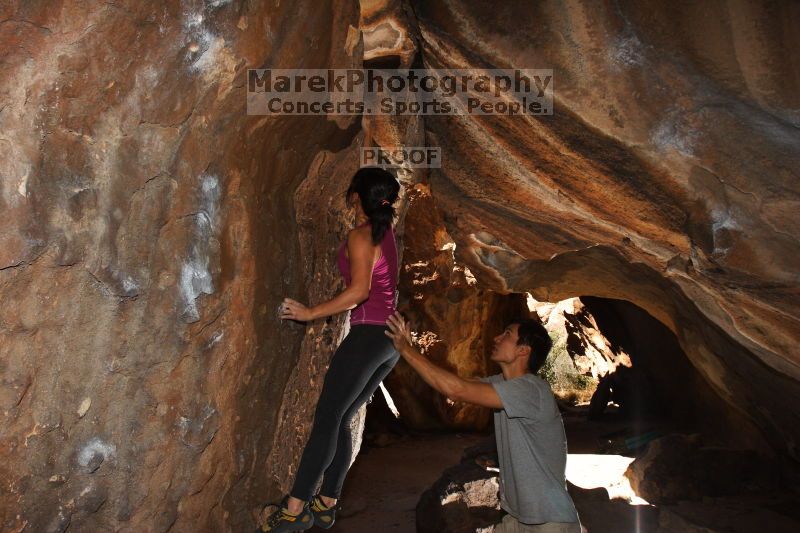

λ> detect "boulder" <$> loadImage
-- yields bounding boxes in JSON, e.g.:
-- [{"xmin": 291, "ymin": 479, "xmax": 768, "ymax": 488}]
[
  {"xmin": 416, "ymin": 459, "xmax": 504, "ymax": 533},
  {"xmin": 625, "ymin": 434, "xmax": 780, "ymax": 505}
]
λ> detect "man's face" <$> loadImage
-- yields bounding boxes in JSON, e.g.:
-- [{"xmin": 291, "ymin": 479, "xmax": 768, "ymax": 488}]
[{"xmin": 491, "ymin": 323, "xmax": 526, "ymax": 363}]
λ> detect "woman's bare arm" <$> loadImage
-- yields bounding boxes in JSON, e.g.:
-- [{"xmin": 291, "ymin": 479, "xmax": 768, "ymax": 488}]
[{"xmin": 282, "ymin": 228, "xmax": 377, "ymax": 321}]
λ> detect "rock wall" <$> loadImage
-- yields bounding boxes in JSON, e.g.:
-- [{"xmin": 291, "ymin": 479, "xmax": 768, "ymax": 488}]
[
  {"xmin": 407, "ymin": 0, "xmax": 800, "ymax": 456},
  {"xmin": 388, "ymin": 184, "xmax": 528, "ymax": 431},
  {"xmin": 0, "ymin": 1, "xmax": 363, "ymax": 531},
  {"xmin": 2, "ymin": 0, "xmax": 799, "ymax": 531}
]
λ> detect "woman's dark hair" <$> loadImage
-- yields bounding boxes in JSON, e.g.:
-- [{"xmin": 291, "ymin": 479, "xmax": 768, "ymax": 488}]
[
  {"xmin": 346, "ymin": 166, "xmax": 401, "ymax": 244},
  {"xmin": 509, "ymin": 318, "xmax": 553, "ymax": 374}
]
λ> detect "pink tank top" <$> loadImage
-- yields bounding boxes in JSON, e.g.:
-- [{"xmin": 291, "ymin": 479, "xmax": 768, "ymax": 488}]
[{"xmin": 336, "ymin": 225, "xmax": 398, "ymax": 326}]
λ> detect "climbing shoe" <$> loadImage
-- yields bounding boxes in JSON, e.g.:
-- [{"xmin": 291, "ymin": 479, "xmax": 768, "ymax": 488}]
[
  {"xmin": 309, "ymin": 495, "xmax": 339, "ymax": 530},
  {"xmin": 256, "ymin": 496, "xmax": 314, "ymax": 533}
]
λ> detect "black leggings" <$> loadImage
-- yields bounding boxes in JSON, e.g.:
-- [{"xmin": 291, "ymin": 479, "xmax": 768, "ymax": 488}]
[{"xmin": 290, "ymin": 324, "xmax": 399, "ymax": 501}]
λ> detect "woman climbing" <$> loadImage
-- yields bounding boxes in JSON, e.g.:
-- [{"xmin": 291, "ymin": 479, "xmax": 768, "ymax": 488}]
[{"xmin": 257, "ymin": 166, "xmax": 401, "ymax": 533}]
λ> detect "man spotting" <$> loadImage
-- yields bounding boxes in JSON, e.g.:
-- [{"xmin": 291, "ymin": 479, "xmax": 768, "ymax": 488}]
[{"xmin": 385, "ymin": 312, "xmax": 582, "ymax": 533}]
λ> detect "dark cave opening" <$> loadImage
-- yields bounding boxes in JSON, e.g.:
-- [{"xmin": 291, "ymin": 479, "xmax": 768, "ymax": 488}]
[{"xmin": 363, "ymin": 293, "xmax": 717, "ymax": 448}]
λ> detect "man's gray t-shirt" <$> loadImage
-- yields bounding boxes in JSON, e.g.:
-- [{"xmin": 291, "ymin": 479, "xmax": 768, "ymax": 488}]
[{"xmin": 480, "ymin": 373, "xmax": 578, "ymax": 524}]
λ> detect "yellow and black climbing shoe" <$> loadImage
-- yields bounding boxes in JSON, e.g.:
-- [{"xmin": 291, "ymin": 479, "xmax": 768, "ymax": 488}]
[
  {"xmin": 309, "ymin": 495, "xmax": 339, "ymax": 530},
  {"xmin": 256, "ymin": 497, "xmax": 314, "ymax": 533}
]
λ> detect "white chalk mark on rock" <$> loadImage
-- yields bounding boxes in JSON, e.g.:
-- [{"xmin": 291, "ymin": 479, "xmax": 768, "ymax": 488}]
[
  {"xmin": 179, "ymin": 174, "xmax": 221, "ymax": 323},
  {"xmin": 77, "ymin": 437, "xmax": 116, "ymax": 471}
]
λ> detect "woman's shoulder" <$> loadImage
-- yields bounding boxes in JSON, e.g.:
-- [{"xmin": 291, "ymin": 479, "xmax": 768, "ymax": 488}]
[{"xmin": 347, "ymin": 225, "xmax": 373, "ymax": 244}]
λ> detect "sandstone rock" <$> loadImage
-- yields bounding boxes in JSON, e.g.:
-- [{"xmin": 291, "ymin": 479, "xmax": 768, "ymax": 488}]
[
  {"xmin": 567, "ymin": 482, "xmax": 660, "ymax": 533},
  {"xmin": 416, "ymin": 459, "xmax": 504, "ymax": 533},
  {"xmin": 624, "ymin": 434, "xmax": 780, "ymax": 505},
  {"xmin": 76, "ymin": 397, "xmax": 91, "ymax": 419},
  {"xmin": 388, "ymin": 184, "xmax": 530, "ymax": 431},
  {"xmin": 3, "ymin": 0, "xmax": 800, "ymax": 531},
  {"xmin": 0, "ymin": 1, "xmax": 363, "ymax": 531},
  {"xmin": 408, "ymin": 0, "xmax": 800, "ymax": 457},
  {"xmin": 360, "ymin": 0, "xmax": 417, "ymax": 65}
]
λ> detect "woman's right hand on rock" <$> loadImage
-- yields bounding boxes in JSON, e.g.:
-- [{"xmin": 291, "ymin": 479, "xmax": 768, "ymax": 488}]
[{"xmin": 280, "ymin": 297, "xmax": 314, "ymax": 322}]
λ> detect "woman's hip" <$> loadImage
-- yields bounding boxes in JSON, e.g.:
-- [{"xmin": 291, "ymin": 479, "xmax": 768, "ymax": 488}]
[{"xmin": 332, "ymin": 324, "xmax": 398, "ymax": 364}]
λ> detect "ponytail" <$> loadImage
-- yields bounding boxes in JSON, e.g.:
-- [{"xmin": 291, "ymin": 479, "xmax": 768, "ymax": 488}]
[{"xmin": 346, "ymin": 167, "xmax": 400, "ymax": 244}]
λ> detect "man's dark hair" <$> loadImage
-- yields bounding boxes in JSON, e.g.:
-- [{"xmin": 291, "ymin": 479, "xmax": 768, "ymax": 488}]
[{"xmin": 509, "ymin": 318, "xmax": 552, "ymax": 374}]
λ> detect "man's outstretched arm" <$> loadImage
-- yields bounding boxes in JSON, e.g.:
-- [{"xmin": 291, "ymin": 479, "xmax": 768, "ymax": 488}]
[{"xmin": 385, "ymin": 312, "xmax": 503, "ymax": 410}]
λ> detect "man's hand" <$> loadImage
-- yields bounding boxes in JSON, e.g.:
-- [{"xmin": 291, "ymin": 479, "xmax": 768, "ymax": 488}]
[
  {"xmin": 280, "ymin": 297, "xmax": 314, "ymax": 322},
  {"xmin": 385, "ymin": 311, "xmax": 504, "ymax": 409},
  {"xmin": 385, "ymin": 311, "xmax": 414, "ymax": 354}
]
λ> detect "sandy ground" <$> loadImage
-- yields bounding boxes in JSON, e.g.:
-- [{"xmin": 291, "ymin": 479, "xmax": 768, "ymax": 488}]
[
  {"xmin": 326, "ymin": 426, "xmax": 650, "ymax": 533},
  {"xmin": 320, "ymin": 413, "xmax": 800, "ymax": 533},
  {"xmin": 328, "ymin": 432, "xmax": 488, "ymax": 533}
]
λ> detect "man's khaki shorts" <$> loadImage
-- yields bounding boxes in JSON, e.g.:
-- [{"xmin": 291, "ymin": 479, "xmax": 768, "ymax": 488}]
[{"xmin": 493, "ymin": 513, "xmax": 582, "ymax": 533}]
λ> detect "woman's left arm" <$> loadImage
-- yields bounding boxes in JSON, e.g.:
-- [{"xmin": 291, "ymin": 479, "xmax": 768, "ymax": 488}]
[{"xmin": 281, "ymin": 229, "xmax": 376, "ymax": 321}]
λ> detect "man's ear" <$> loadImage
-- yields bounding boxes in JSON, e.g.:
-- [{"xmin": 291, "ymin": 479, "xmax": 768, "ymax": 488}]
[{"xmin": 517, "ymin": 344, "xmax": 532, "ymax": 358}]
